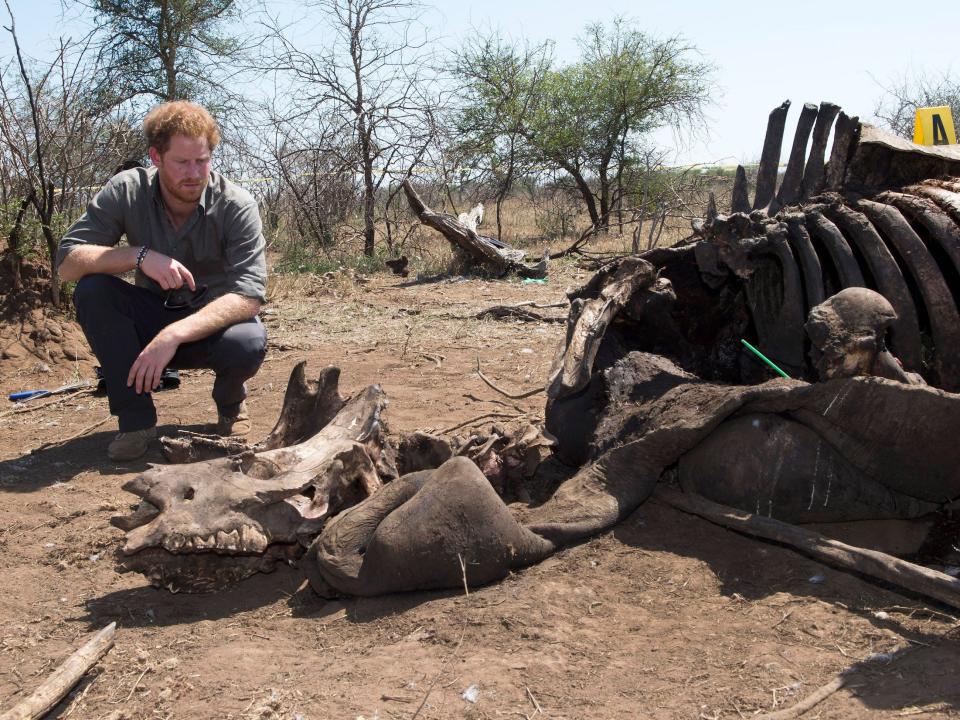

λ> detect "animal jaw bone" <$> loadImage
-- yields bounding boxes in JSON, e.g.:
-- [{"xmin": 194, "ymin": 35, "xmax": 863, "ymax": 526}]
[{"xmin": 113, "ymin": 371, "xmax": 395, "ymax": 592}]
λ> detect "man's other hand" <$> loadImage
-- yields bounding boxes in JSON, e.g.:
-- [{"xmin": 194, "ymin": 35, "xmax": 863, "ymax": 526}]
[
  {"xmin": 141, "ymin": 250, "xmax": 196, "ymax": 291},
  {"xmin": 128, "ymin": 331, "xmax": 180, "ymax": 394}
]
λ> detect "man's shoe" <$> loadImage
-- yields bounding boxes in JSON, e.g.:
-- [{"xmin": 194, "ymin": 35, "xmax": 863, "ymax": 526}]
[
  {"xmin": 215, "ymin": 401, "xmax": 251, "ymax": 437},
  {"xmin": 107, "ymin": 427, "xmax": 157, "ymax": 462}
]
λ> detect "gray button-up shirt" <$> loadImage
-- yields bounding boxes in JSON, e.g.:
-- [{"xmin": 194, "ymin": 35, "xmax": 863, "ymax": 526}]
[{"xmin": 57, "ymin": 166, "xmax": 267, "ymax": 303}]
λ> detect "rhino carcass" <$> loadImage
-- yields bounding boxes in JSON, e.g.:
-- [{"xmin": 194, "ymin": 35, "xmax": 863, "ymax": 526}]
[{"xmin": 115, "ymin": 103, "xmax": 960, "ymax": 603}]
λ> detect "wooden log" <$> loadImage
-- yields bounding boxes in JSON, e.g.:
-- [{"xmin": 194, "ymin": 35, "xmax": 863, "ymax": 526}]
[
  {"xmin": 0, "ymin": 622, "xmax": 116, "ymax": 720},
  {"xmin": 654, "ymin": 487, "xmax": 960, "ymax": 611},
  {"xmin": 753, "ymin": 100, "xmax": 791, "ymax": 212},
  {"xmin": 777, "ymin": 103, "xmax": 819, "ymax": 207},
  {"xmin": 824, "ymin": 112, "xmax": 859, "ymax": 190},
  {"xmin": 801, "ymin": 102, "xmax": 841, "ymax": 199},
  {"xmin": 731, "ymin": 165, "xmax": 751, "ymax": 213},
  {"xmin": 402, "ymin": 180, "xmax": 544, "ymax": 278}
]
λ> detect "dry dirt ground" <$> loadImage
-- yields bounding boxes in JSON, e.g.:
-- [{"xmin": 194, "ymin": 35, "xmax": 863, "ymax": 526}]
[{"xmin": 0, "ymin": 266, "xmax": 959, "ymax": 720}]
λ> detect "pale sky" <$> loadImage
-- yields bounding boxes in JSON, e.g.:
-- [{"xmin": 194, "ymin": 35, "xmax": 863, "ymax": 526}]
[{"xmin": 4, "ymin": 0, "xmax": 957, "ymax": 164}]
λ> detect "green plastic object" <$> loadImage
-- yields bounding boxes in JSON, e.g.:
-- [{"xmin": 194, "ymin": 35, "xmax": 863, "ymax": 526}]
[
  {"xmin": 740, "ymin": 339, "xmax": 791, "ymax": 379},
  {"xmin": 522, "ymin": 277, "xmax": 547, "ymax": 284}
]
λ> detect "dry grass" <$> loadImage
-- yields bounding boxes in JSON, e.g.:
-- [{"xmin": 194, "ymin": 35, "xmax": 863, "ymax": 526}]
[{"xmin": 269, "ymin": 181, "xmax": 726, "ymax": 280}]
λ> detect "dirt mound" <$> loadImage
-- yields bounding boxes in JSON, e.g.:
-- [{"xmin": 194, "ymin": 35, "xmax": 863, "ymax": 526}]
[{"xmin": 0, "ymin": 258, "xmax": 92, "ymax": 371}]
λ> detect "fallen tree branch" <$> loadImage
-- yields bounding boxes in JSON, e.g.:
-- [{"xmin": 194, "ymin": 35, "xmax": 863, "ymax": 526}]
[
  {"xmin": 438, "ymin": 412, "xmax": 524, "ymax": 435},
  {"xmin": 755, "ymin": 673, "xmax": 849, "ymax": 720},
  {"xmin": 0, "ymin": 622, "xmax": 116, "ymax": 720},
  {"xmin": 476, "ymin": 357, "xmax": 545, "ymax": 400},
  {"xmin": 402, "ymin": 180, "xmax": 546, "ymax": 278},
  {"xmin": 654, "ymin": 487, "xmax": 960, "ymax": 611}
]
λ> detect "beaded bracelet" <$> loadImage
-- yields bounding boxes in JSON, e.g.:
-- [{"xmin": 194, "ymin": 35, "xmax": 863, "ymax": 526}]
[{"xmin": 135, "ymin": 245, "xmax": 149, "ymax": 271}]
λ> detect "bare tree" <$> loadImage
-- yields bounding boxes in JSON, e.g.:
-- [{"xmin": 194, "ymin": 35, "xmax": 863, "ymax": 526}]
[
  {"xmin": 263, "ymin": 0, "xmax": 438, "ymax": 257},
  {"xmin": 0, "ymin": 2, "xmax": 141, "ymax": 305},
  {"xmin": 874, "ymin": 70, "xmax": 960, "ymax": 139}
]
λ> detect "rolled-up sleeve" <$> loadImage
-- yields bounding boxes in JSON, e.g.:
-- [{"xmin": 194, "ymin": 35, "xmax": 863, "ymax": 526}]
[
  {"xmin": 222, "ymin": 198, "xmax": 267, "ymax": 303},
  {"xmin": 55, "ymin": 179, "xmax": 125, "ymax": 269}
]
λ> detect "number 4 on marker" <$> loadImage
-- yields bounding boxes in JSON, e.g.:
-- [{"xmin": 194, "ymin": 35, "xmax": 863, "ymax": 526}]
[{"xmin": 914, "ymin": 106, "xmax": 957, "ymax": 146}]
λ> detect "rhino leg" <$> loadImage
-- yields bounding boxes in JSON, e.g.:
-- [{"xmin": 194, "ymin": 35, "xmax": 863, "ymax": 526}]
[{"xmin": 306, "ymin": 457, "xmax": 555, "ymax": 597}]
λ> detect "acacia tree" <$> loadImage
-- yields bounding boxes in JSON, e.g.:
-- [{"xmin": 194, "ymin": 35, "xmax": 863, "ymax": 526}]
[
  {"xmin": 455, "ymin": 19, "xmax": 714, "ymax": 230},
  {"xmin": 264, "ymin": 0, "xmax": 438, "ymax": 257},
  {"xmin": 89, "ymin": 0, "xmax": 245, "ymax": 106},
  {"xmin": 452, "ymin": 35, "xmax": 551, "ymax": 240}
]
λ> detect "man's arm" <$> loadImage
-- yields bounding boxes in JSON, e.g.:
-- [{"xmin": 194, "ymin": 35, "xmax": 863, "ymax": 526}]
[
  {"xmin": 127, "ymin": 292, "xmax": 262, "ymax": 394},
  {"xmin": 58, "ymin": 245, "xmax": 139, "ymax": 282},
  {"xmin": 61, "ymin": 245, "xmax": 197, "ymax": 291}
]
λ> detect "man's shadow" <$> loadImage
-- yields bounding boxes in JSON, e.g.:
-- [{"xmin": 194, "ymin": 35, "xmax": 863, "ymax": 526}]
[{"xmin": 0, "ymin": 421, "xmax": 211, "ymax": 492}]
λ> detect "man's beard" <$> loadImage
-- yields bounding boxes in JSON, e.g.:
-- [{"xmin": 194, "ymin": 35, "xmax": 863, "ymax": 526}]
[
  {"xmin": 160, "ymin": 169, "xmax": 208, "ymax": 206},
  {"xmin": 167, "ymin": 179, "xmax": 206, "ymax": 204}
]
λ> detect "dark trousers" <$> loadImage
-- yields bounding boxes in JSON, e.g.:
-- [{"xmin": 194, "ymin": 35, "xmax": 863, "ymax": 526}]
[{"xmin": 74, "ymin": 274, "xmax": 267, "ymax": 432}]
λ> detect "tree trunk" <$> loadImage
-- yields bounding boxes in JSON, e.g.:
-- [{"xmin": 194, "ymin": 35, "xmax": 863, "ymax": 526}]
[{"xmin": 565, "ymin": 165, "xmax": 601, "ymax": 229}]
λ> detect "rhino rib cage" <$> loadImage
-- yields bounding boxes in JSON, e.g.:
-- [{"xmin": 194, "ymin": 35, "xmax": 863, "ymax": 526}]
[{"xmin": 693, "ymin": 100, "xmax": 960, "ymax": 391}]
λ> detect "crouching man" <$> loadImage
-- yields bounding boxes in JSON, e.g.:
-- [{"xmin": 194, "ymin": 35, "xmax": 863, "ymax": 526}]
[{"xmin": 57, "ymin": 101, "xmax": 267, "ymax": 461}]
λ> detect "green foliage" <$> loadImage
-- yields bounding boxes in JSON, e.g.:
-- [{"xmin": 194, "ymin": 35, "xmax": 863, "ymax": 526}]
[
  {"xmin": 92, "ymin": 0, "xmax": 242, "ymax": 106},
  {"xmin": 453, "ymin": 18, "xmax": 716, "ymax": 228}
]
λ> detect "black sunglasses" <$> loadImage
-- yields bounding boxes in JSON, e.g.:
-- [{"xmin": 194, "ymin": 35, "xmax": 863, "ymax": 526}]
[{"xmin": 164, "ymin": 284, "xmax": 209, "ymax": 310}]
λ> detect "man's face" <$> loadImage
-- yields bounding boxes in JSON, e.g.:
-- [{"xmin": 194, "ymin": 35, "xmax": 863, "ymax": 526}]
[{"xmin": 149, "ymin": 134, "xmax": 212, "ymax": 206}]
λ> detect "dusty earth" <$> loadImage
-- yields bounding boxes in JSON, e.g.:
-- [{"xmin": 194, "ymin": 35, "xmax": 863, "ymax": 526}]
[{"xmin": 0, "ymin": 263, "xmax": 959, "ymax": 720}]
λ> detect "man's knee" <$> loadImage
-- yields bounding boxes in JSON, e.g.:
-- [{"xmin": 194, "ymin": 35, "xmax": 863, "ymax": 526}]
[
  {"xmin": 217, "ymin": 320, "xmax": 267, "ymax": 373},
  {"xmin": 73, "ymin": 274, "xmax": 121, "ymax": 312}
]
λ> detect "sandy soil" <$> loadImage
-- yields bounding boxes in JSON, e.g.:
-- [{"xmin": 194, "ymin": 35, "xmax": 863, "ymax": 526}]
[{"xmin": 0, "ymin": 267, "xmax": 958, "ymax": 720}]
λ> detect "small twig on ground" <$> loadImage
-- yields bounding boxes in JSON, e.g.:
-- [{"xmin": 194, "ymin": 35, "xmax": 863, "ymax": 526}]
[
  {"xmin": 772, "ymin": 609, "xmax": 795, "ymax": 629},
  {"xmin": 30, "ymin": 415, "xmax": 112, "ymax": 454},
  {"xmin": 0, "ymin": 388, "xmax": 97, "ymax": 420},
  {"xmin": 438, "ymin": 412, "xmax": 524, "ymax": 435},
  {"xmin": 475, "ymin": 306, "xmax": 565, "ymax": 324},
  {"xmin": 462, "ymin": 393, "xmax": 523, "ymax": 411},
  {"xmin": 123, "ymin": 667, "xmax": 149, "ymax": 703},
  {"xmin": 380, "ymin": 694, "xmax": 414, "ymax": 703},
  {"xmin": 420, "ymin": 353, "xmax": 444, "ymax": 368},
  {"xmin": 62, "ymin": 674, "xmax": 98, "ymax": 718},
  {"xmin": 755, "ymin": 674, "xmax": 848, "ymax": 720},
  {"xmin": 410, "ymin": 627, "xmax": 467, "ymax": 720},
  {"xmin": 400, "ymin": 320, "xmax": 417, "ymax": 359},
  {"xmin": 526, "ymin": 686, "xmax": 543, "ymax": 715},
  {"xmin": 475, "ymin": 357, "xmax": 544, "ymax": 400},
  {"xmin": 458, "ymin": 553, "xmax": 469, "ymax": 596}
]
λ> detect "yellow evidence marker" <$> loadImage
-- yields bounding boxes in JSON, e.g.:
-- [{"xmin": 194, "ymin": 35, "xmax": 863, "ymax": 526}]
[{"xmin": 914, "ymin": 106, "xmax": 957, "ymax": 146}]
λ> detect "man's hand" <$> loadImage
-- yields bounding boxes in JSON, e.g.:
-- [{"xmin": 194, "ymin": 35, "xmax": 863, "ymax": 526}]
[
  {"xmin": 140, "ymin": 250, "xmax": 196, "ymax": 292},
  {"xmin": 128, "ymin": 330, "xmax": 180, "ymax": 394}
]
